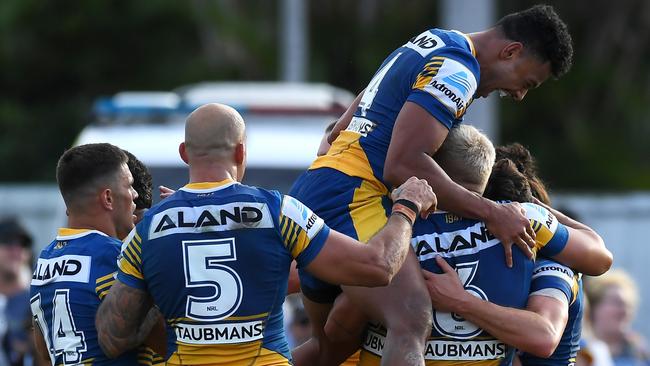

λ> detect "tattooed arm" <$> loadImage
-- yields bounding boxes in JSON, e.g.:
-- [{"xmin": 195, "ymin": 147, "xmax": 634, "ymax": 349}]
[{"xmin": 96, "ymin": 280, "xmax": 160, "ymax": 358}]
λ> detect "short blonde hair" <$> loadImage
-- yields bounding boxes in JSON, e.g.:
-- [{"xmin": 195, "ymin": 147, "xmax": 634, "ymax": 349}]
[
  {"xmin": 435, "ymin": 124, "xmax": 495, "ymax": 193},
  {"xmin": 586, "ymin": 269, "xmax": 640, "ymax": 312}
]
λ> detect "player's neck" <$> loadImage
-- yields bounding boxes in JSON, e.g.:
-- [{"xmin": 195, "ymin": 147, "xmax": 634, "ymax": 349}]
[
  {"xmin": 188, "ymin": 162, "xmax": 238, "ymax": 184},
  {"xmin": 66, "ymin": 213, "xmax": 117, "ymax": 239}
]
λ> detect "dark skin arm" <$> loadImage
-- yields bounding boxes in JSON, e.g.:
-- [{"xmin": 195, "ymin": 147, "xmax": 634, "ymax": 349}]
[
  {"xmin": 96, "ymin": 280, "xmax": 160, "ymax": 358},
  {"xmin": 384, "ymin": 101, "xmax": 535, "ymax": 266},
  {"xmin": 326, "ymin": 90, "xmax": 364, "ymax": 144},
  {"xmin": 532, "ymin": 198, "xmax": 612, "ymax": 275},
  {"xmin": 31, "ymin": 322, "xmax": 52, "ymax": 366}
]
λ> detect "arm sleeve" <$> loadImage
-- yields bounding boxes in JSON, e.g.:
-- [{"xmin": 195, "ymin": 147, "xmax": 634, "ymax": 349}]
[
  {"xmin": 522, "ymin": 202, "xmax": 570, "ymax": 257},
  {"xmin": 529, "ymin": 259, "xmax": 578, "ymax": 305},
  {"xmin": 278, "ymin": 195, "xmax": 331, "ymax": 269},
  {"xmin": 407, "ymin": 51, "xmax": 478, "ymax": 128},
  {"xmin": 116, "ymin": 226, "xmax": 147, "ymax": 290}
]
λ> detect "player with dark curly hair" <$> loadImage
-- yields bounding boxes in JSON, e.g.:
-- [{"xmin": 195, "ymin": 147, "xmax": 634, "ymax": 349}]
[
  {"xmin": 291, "ymin": 4, "xmax": 575, "ymax": 365},
  {"xmin": 123, "ymin": 150, "xmax": 153, "ymax": 224}
]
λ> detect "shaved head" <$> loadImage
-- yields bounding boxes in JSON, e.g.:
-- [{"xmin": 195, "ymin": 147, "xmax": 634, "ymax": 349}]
[{"xmin": 184, "ymin": 103, "xmax": 245, "ymax": 159}]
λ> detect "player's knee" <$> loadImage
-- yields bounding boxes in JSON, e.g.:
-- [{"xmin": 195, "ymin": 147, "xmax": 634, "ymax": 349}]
[{"xmin": 386, "ymin": 293, "xmax": 432, "ymax": 338}]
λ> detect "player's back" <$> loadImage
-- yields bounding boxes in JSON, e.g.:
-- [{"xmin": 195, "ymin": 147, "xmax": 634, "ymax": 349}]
[
  {"xmin": 360, "ymin": 211, "xmax": 534, "ymax": 366},
  {"xmin": 360, "ymin": 202, "xmax": 570, "ymax": 366},
  {"xmin": 30, "ymin": 229, "xmax": 138, "ymax": 365},
  {"xmin": 311, "ymin": 28, "xmax": 480, "ymax": 191},
  {"xmin": 118, "ymin": 180, "xmax": 329, "ymax": 365}
]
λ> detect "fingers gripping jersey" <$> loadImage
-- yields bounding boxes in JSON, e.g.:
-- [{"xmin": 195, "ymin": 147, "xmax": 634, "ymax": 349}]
[
  {"xmin": 29, "ymin": 229, "xmax": 139, "ymax": 365},
  {"xmin": 360, "ymin": 203, "xmax": 570, "ymax": 366},
  {"xmin": 521, "ymin": 261, "xmax": 583, "ymax": 366},
  {"xmin": 311, "ymin": 28, "xmax": 480, "ymax": 190},
  {"xmin": 117, "ymin": 180, "xmax": 330, "ymax": 365}
]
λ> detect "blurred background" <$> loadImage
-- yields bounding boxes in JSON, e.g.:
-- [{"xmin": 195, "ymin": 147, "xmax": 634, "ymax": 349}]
[{"xmin": 1, "ymin": 0, "xmax": 649, "ymax": 364}]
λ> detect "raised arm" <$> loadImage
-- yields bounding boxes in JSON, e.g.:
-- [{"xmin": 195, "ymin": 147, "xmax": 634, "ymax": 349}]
[
  {"xmin": 423, "ymin": 256, "xmax": 568, "ymax": 357},
  {"xmin": 384, "ymin": 101, "xmax": 535, "ymax": 266},
  {"xmin": 304, "ymin": 177, "xmax": 436, "ymax": 287},
  {"xmin": 96, "ymin": 281, "xmax": 160, "ymax": 358}
]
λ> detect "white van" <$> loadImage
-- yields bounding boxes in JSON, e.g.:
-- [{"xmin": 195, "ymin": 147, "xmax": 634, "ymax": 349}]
[{"xmin": 76, "ymin": 82, "xmax": 354, "ymax": 200}]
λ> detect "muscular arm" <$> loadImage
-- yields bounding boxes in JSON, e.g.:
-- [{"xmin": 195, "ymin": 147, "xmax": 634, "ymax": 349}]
[
  {"xmin": 305, "ymin": 214, "xmax": 413, "ymax": 287},
  {"xmin": 384, "ymin": 102, "xmax": 535, "ymax": 265},
  {"xmin": 423, "ymin": 257, "xmax": 568, "ymax": 357},
  {"xmin": 96, "ymin": 281, "xmax": 159, "ymax": 358},
  {"xmin": 534, "ymin": 199, "xmax": 612, "ymax": 275},
  {"xmin": 31, "ymin": 322, "xmax": 52, "ymax": 366},
  {"xmin": 326, "ymin": 90, "xmax": 364, "ymax": 144}
]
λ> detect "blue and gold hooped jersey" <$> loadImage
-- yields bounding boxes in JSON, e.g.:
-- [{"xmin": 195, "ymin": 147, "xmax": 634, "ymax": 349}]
[
  {"xmin": 29, "ymin": 229, "xmax": 139, "ymax": 365},
  {"xmin": 521, "ymin": 262, "xmax": 583, "ymax": 366},
  {"xmin": 117, "ymin": 179, "xmax": 330, "ymax": 365},
  {"xmin": 360, "ymin": 203, "xmax": 569, "ymax": 366},
  {"xmin": 312, "ymin": 28, "xmax": 480, "ymax": 191}
]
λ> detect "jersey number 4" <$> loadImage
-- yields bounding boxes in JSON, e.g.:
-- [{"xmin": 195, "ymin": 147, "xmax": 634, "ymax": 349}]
[
  {"xmin": 183, "ymin": 238, "xmax": 243, "ymax": 321},
  {"xmin": 30, "ymin": 290, "xmax": 87, "ymax": 364}
]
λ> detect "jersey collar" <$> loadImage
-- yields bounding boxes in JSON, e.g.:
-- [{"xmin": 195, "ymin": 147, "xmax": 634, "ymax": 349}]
[
  {"xmin": 451, "ymin": 30, "xmax": 476, "ymax": 57},
  {"xmin": 180, "ymin": 178, "xmax": 238, "ymax": 193},
  {"xmin": 56, "ymin": 228, "xmax": 109, "ymax": 240}
]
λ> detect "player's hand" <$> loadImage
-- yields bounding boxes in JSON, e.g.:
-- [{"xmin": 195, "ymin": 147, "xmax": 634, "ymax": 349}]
[
  {"xmin": 159, "ymin": 185, "xmax": 175, "ymax": 200},
  {"xmin": 391, "ymin": 176, "xmax": 437, "ymax": 219},
  {"xmin": 422, "ymin": 256, "xmax": 469, "ymax": 313},
  {"xmin": 484, "ymin": 202, "xmax": 535, "ymax": 267}
]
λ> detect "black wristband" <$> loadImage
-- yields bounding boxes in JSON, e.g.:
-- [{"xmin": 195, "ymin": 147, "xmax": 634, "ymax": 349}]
[{"xmin": 393, "ymin": 199, "xmax": 419, "ymax": 215}]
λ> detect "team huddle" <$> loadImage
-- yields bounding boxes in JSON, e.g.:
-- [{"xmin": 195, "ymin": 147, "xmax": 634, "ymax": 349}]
[{"xmin": 29, "ymin": 4, "xmax": 613, "ymax": 366}]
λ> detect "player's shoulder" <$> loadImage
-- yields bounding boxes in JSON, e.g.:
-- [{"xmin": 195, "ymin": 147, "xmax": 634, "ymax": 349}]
[
  {"xmin": 521, "ymin": 202, "xmax": 558, "ymax": 228},
  {"xmin": 533, "ymin": 257, "xmax": 576, "ymax": 281}
]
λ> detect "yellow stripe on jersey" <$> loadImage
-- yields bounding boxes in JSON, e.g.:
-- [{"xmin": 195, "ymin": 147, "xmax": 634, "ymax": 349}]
[
  {"xmin": 570, "ymin": 275, "xmax": 580, "ymax": 306},
  {"xmin": 138, "ymin": 346, "xmax": 165, "ymax": 365},
  {"xmin": 530, "ymin": 219, "xmax": 555, "ymax": 252},
  {"xmin": 125, "ymin": 245, "xmax": 142, "ymax": 265},
  {"xmin": 96, "ymin": 272, "xmax": 116, "ymax": 284},
  {"xmin": 279, "ymin": 217, "xmax": 313, "ymax": 260},
  {"xmin": 95, "ymin": 279, "xmax": 115, "ymax": 293},
  {"xmin": 167, "ymin": 313, "xmax": 270, "ymax": 325},
  {"xmin": 309, "ymin": 131, "xmax": 386, "ymax": 192},
  {"xmin": 413, "ymin": 57, "xmax": 446, "ymax": 90},
  {"xmin": 131, "ymin": 234, "xmax": 142, "ymax": 254},
  {"xmin": 166, "ymin": 342, "xmax": 290, "ymax": 366},
  {"xmin": 349, "ymin": 180, "xmax": 390, "ymax": 242},
  {"xmin": 118, "ymin": 255, "xmax": 144, "ymax": 280}
]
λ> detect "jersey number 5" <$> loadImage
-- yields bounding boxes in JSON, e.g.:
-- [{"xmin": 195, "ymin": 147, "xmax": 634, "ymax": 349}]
[{"xmin": 183, "ymin": 238, "xmax": 243, "ymax": 321}]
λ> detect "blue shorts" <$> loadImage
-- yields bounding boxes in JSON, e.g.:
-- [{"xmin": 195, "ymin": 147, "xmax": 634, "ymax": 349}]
[{"xmin": 289, "ymin": 167, "xmax": 391, "ymax": 303}]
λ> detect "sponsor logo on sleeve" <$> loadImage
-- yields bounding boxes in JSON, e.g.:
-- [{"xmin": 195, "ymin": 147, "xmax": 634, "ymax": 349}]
[
  {"xmin": 422, "ymin": 59, "xmax": 477, "ymax": 118},
  {"xmin": 404, "ymin": 30, "xmax": 445, "ymax": 57},
  {"xmin": 532, "ymin": 260, "xmax": 575, "ymax": 285},
  {"xmin": 282, "ymin": 196, "xmax": 325, "ymax": 239}
]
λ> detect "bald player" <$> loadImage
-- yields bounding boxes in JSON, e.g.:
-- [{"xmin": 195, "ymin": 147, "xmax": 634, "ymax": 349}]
[{"xmin": 95, "ymin": 103, "xmax": 436, "ymax": 365}]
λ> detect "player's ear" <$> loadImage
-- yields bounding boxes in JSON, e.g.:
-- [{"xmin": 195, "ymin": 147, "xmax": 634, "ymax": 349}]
[
  {"xmin": 100, "ymin": 188, "xmax": 113, "ymax": 210},
  {"xmin": 499, "ymin": 41, "xmax": 523, "ymax": 60},
  {"xmin": 234, "ymin": 142, "xmax": 245, "ymax": 165},
  {"xmin": 179, "ymin": 142, "xmax": 189, "ymax": 165}
]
